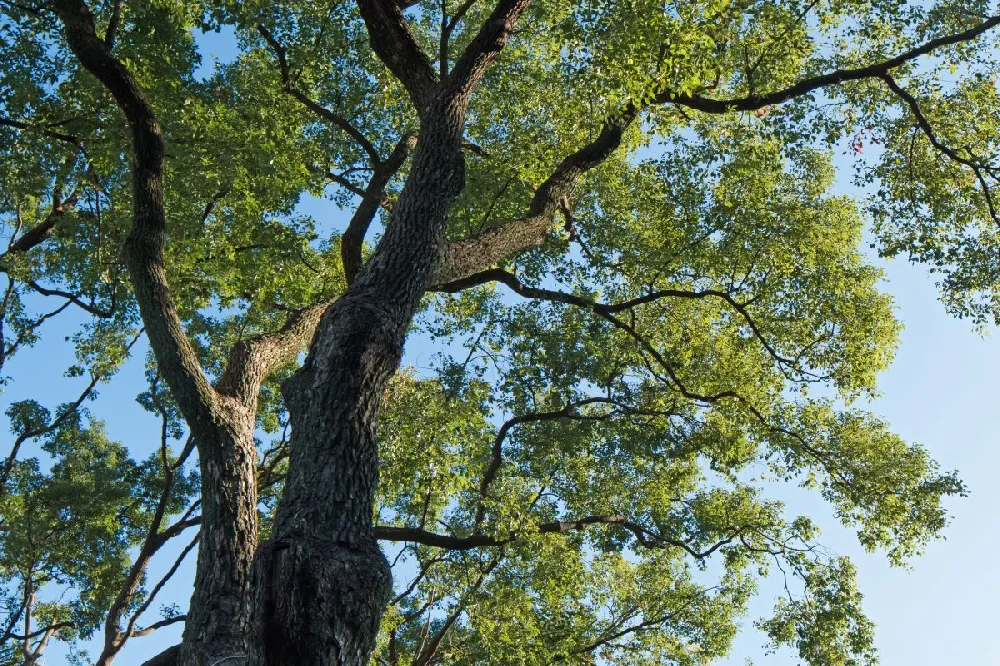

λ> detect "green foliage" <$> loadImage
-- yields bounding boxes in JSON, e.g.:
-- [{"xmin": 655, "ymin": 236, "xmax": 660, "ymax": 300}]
[
  {"xmin": 0, "ymin": 0, "xmax": 994, "ymax": 663},
  {"xmin": 0, "ymin": 413, "xmax": 196, "ymax": 643}
]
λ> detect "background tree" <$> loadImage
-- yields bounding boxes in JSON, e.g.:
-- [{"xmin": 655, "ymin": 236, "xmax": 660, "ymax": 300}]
[{"xmin": 0, "ymin": 0, "xmax": 996, "ymax": 665}]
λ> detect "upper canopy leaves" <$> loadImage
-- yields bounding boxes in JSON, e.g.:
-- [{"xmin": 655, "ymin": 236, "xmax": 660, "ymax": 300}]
[{"xmin": 0, "ymin": 0, "xmax": 995, "ymax": 663}]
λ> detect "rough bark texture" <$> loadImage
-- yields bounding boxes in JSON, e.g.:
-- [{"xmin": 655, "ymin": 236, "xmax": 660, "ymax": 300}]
[
  {"xmin": 52, "ymin": 4, "xmax": 260, "ymax": 665},
  {"xmin": 181, "ymin": 408, "xmax": 257, "ymax": 666},
  {"xmin": 245, "ymin": 0, "xmax": 537, "ymax": 660},
  {"xmin": 250, "ymin": 100, "xmax": 466, "ymax": 666},
  {"xmin": 46, "ymin": 1, "xmax": 1000, "ymax": 662},
  {"xmin": 55, "ymin": 0, "xmax": 576, "ymax": 663}
]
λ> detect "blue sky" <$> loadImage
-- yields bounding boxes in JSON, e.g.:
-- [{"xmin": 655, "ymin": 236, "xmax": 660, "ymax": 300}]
[
  {"xmin": 6, "ymin": 22, "xmax": 1000, "ymax": 666},
  {"xmin": 722, "ymin": 251, "xmax": 1000, "ymax": 664}
]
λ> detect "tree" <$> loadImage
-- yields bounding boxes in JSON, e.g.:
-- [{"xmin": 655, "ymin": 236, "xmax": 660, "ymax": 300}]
[{"xmin": 0, "ymin": 0, "xmax": 994, "ymax": 665}]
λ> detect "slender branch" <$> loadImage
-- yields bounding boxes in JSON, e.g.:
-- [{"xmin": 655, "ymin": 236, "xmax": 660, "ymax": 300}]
[
  {"xmin": 443, "ymin": 268, "xmax": 804, "ymax": 370},
  {"xmin": 326, "ymin": 170, "xmax": 368, "ymax": 198},
  {"xmin": 127, "ymin": 615, "xmax": 186, "ymax": 638},
  {"xmin": 474, "ymin": 397, "xmax": 628, "ymax": 523},
  {"xmin": 879, "ymin": 72, "xmax": 999, "ymax": 224},
  {"xmin": 577, "ymin": 612, "xmax": 677, "ymax": 656},
  {"xmin": 342, "ymin": 134, "xmax": 416, "ymax": 284},
  {"xmin": 410, "ymin": 554, "xmax": 503, "ymax": 666},
  {"xmin": 257, "ymin": 23, "xmax": 382, "ymax": 164},
  {"xmin": 0, "ymin": 191, "xmax": 79, "ymax": 257},
  {"xmin": 7, "ymin": 621, "xmax": 72, "ymax": 642},
  {"xmin": 439, "ymin": 0, "xmax": 449, "ymax": 77},
  {"xmin": 23, "ymin": 280, "xmax": 114, "ymax": 318},
  {"xmin": 448, "ymin": 0, "xmax": 480, "ymax": 33},
  {"xmin": 123, "ymin": 536, "xmax": 198, "ymax": 639},
  {"xmin": 0, "ymin": 116, "xmax": 83, "ymax": 149},
  {"xmin": 375, "ymin": 515, "xmax": 735, "ymax": 560},
  {"xmin": 104, "ymin": 0, "xmax": 123, "ymax": 48},
  {"xmin": 660, "ymin": 16, "xmax": 1000, "ymax": 113},
  {"xmin": 96, "ymin": 388, "xmax": 196, "ymax": 666},
  {"xmin": 434, "ymin": 17, "xmax": 1000, "ymax": 285}
]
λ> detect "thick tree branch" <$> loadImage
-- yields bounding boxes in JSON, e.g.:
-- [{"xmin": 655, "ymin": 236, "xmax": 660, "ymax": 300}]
[
  {"xmin": 218, "ymin": 131, "xmax": 414, "ymax": 400},
  {"xmin": 216, "ymin": 300, "xmax": 329, "ymax": 404},
  {"xmin": 103, "ymin": 0, "xmax": 122, "ymax": 48},
  {"xmin": 434, "ymin": 17, "xmax": 1000, "ymax": 286},
  {"xmin": 52, "ymin": 0, "xmax": 219, "ymax": 434},
  {"xmin": 446, "ymin": 0, "xmax": 533, "ymax": 102},
  {"xmin": 434, "ymin": 109, "xmax": 639, "ymax": 285},
  {"xmin": 355, "ymin": 0, "xmax": 438, "ymax": 108}
]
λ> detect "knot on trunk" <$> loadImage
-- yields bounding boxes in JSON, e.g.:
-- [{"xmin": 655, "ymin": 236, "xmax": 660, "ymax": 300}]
[{"xmin": 250, "ymin": 539, "xmax": 392, "ymax": 666}]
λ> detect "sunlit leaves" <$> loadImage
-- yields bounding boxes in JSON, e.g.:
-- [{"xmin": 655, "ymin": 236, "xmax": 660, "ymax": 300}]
[{"xmin": 1, "ymin": 0, "xmax": 994, "ymax": 664}]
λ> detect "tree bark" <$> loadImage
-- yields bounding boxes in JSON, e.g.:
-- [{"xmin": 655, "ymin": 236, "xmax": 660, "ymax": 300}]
[
  {"xmin": 178, "ymin": 409, "xmax": 257, "ymax": 666},
  {"xmin": 51, "ymin": 5, "xmax": 261, "ymax": 665},
  {"xmin": 249, "ymin": 101, "xmax": 466, "ymax": 665}
]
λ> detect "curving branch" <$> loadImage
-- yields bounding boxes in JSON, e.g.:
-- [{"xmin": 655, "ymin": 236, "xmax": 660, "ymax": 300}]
[
  {"xmin": 216, "ymin": 300, "xmax": 330, "ymax": 404},
  {"xmin": 342, "ymin": 134, "xmax": 417, "ymax": 284},
  {"xmin": 879, "ymin": 72, "xmax": 999, "ymax": 224},
  {"xmin": 441, "ymin": 268, "xmax": 807, "ymax": 373},
  {"xmin": 0, "ymin": 115, "xmax": 85, "ymax": 151},
  {"xmin": 576, "ymin": 611, "xmax": 680, "ymax": 657},
  {"xmin": 22, "ymin": 280, "xmax": 115, "ymax": 318},
  {"xmin": 0, "ymin": 329, "xmax": 141, "ymax": 496},
  {"xmin": 660, "ymin": 16, "xmax": 1000, "ymax": 113},
  {"xmin": 473, "ymin": 396, "xmax": 643, "ymax": 524},
  {"xmin": 0, "ymin": 190, "xmax": 79, "ymax": 256},
  {"xmin": 138, "ymin": 645, "xmax": 181, "ymax": 666},
  {"xmin": 433, "ymin": 17, "xmax": 1000, "ymax": 286},
  {"xmin": 445, "ymin": 0, "xmax": 534, "ymax": 103},
  {"xmin": 434, "ymin": 109, "xmax": 639, "ymax": 286},
  {"xmin": 52, "ymin": 0, "xmax": 220, "ymax": 434},
  {"xmin": 375, "ymin": 515, "xmax": 737, "ymax": 560}
]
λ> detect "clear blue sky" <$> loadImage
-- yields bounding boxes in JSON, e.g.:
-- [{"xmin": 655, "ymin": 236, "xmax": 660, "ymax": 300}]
[{"xmin": 8, "ymin": 25, "xmax": 1000, "ymax": 666}]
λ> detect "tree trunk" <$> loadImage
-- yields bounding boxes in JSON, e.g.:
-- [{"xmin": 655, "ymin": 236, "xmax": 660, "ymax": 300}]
[
  {"xmin": 249, "ymin": 108, "xmax": 466, "ymax": 666},
  {"xmin": 178, "ymin": 410, "xmax": 258, "ymax": 666}
]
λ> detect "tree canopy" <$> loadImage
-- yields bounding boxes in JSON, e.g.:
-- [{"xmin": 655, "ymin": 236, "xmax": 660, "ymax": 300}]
[{"xmin": 0, "ymin": 1, "xmax": 997, "ymax": 665}]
